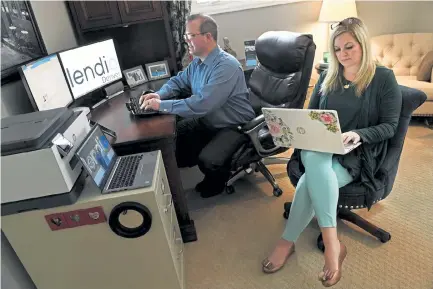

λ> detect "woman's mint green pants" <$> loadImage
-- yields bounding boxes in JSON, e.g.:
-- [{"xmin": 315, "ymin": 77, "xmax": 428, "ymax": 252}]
[{"xmin": 282, "ymin": 150, "xmax": 353, "ymax": 242}]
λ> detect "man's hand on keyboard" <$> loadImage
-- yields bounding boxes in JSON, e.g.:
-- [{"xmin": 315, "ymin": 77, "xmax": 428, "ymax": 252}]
[
  {"xmin": 139, "ymin": 95, "xmax": 161, "ymax": 111},
  {"xmin": 139, "ymin": 92, "xmax": 160, "ymax": 103}
]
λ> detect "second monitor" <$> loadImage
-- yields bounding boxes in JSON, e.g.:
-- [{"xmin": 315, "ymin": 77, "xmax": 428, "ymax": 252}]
[{"xmin": 20, "ymin": 54, "xmax": 74, "ymax": 111}]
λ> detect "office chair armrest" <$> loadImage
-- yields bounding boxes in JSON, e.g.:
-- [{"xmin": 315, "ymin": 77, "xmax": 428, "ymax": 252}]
[
  {"xmin": 240, "ymin": 115, "xmax": 265, "ymax": 132},
  {"xmin": 240, "ymin": 115, "xmax": 284, "ymax": 157}
]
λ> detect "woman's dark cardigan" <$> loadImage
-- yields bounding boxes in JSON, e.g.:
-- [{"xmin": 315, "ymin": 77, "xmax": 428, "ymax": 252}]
[{"xmin": 288, "ymin": 66, "xmax": 402, "ymax": 209}]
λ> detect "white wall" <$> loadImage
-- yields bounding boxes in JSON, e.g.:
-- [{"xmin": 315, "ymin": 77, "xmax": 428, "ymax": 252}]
[
  {"xmin": 30, "ymin": 0, "xmax": 77, "ymax": 54},
  {"xmin": 205, "ymin": 1, "xmax": 433, "ymax": 80},
  {"xmin": 0, "ymin": 1, "xmax": 77, "ymax": 119},
  {"xmin": 0, "ymin": 81, "xmax": 33, "ymax": 117}
]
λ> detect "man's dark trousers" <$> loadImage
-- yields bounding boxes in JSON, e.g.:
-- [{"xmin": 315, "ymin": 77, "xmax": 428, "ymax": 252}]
[{"xmin": 175, "ymin": 117, "xmax": 248, "ymax": 197}]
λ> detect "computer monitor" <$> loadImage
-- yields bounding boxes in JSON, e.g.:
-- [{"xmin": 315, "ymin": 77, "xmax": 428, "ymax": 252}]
[
  {"xmin": 58, "ymin": 39, "xmax": 122, "ymax": 100},
  {"xmin": 19, "ymin": 54, "xmax": 74, "ymax": 111}
]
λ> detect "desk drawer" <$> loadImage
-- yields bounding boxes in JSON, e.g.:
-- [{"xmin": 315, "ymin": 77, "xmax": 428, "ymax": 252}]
[
  {"xmin": 154, "ymin": 162, "xmax": 183, "ymax": 286},
  {"xmin": 171, "ymin": 207, "xmax": 184, "ymax": 287},
  {"xmin": 156, "ymin": 175, "xmax": 173, "ymax": 243},
  {"xmin": 157, "ymin": 203, "xmax": 183, "ymax": 286},
  {"xmin": 155, "ymin": 168, "xmax": 172, "ymax": 209}
]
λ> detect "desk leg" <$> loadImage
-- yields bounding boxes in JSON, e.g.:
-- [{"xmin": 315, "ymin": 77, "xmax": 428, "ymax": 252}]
[{"xmin": 161, "ymin": 139, "xmax": 197, "ymax": 243}]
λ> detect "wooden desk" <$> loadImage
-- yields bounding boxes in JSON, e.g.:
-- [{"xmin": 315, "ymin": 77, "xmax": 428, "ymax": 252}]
[{"xmin": 89, "ymin": 80, "xmax": 197, "ymax": 243}]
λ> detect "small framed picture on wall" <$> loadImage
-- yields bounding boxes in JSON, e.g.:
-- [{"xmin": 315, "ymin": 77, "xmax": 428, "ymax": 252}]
[
  {"xmin": 145, "ymin": 60, "xmax": 171, "ymax": 81},
  {"xmin": 123, "ymin": 65, "xmax": 148, "ymax": 88}
]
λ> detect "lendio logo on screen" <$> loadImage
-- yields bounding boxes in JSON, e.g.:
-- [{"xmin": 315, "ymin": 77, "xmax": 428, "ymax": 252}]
[
  {"xmin": 60, "ymin": 40, "xmax": 122, "ymax": 99},
  {"xmin": 65, "ymin": 56, "xmax": 120, "ymax": 87}
]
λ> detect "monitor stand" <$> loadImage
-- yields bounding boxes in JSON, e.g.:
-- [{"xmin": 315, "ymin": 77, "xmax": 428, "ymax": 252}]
[
  {"xmin": 68, "ymin": 89, "xmax": 107, "ymax": 110},
  {"xmin": 68, "ymin": 82, "xmax": 126, "ymax": 111}
]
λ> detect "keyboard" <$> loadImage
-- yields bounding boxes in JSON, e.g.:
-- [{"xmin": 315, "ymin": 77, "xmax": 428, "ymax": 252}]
[
  {"xmin": 343, "ymin": 142, "xmax": 361, "ymax": 153},
  {"xmin": 108, "ymin": 155, "xmax": 142, "ymax": 189},
  {"xmin": 126, "ymin": 97, "xmax": 158, "ymax": 116}
]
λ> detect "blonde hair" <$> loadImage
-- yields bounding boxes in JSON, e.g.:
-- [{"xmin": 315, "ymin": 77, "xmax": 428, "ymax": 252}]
[{"xmin": 320, "ymin": 17, "xmax": 376, "ymax": 97}]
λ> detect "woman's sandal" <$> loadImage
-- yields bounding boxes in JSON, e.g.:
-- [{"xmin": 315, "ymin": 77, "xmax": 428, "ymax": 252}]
[
  {"xmin": 261, "ymin": 245, "xmax": 295, "ymax": 274},
  {"xmin": 318, "ymin": 242, "xmax": 347, "ymax": 287}
]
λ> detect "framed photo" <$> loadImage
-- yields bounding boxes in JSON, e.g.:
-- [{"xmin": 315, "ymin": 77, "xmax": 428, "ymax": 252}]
[
  {"xmin": 1, "ymin": 1, "xmax": 47, "ymax": 84},
  {"xmin": 145, "ymin": 60, "xmax": 171, "ymax": 81},
  {"xmin": 123, "ymin": 65, "xmax": 148, "ymax": 88}
]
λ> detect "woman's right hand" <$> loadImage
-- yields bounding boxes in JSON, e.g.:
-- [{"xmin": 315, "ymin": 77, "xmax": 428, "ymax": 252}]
[{"xmin": 342, "ymin": 131, "xmax": 361, "ymax": 145}]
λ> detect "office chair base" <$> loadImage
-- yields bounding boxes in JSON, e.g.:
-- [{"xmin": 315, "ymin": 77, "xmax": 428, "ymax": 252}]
[
  {"xmin": 338, "ymin": 208, "xmax": 392, "ymax": 243},
  {"xmin": 226, "ymin": 185, "xmax": 235, "ymax": 194},
  {"xmin": 256, "ymin": 161, "xmax": 283, "ymax": 197},
  {"xmin": 227, "ymin": 165, "xmax": 254, "ymax": 187},
  {"xmin": 283, "ymin": 202, "xmax": 392, "ymax": 251},
  {"xmin": 227, "ymin": 161, "xmax": 283, "ymax": 196}
]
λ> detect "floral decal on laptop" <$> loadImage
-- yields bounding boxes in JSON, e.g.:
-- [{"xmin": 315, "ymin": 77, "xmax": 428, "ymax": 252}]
[
  {"xmin": 263, "ymin": 110, "xmax": 294, "ymax": 146},
  {"xmin": 308, "ymin": 111, "xmax": 339, "ymax": 133}
]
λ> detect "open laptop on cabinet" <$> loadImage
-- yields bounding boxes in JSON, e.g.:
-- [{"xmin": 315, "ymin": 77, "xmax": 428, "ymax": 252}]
[{"xmin": 76, "ymin": 124, "xmax": 156, "ymax": 194}]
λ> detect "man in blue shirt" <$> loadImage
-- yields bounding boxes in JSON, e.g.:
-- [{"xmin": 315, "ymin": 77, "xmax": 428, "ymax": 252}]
[{"xmin": 140, "ymin": 13, "xmax": 255, "ymax": 198}]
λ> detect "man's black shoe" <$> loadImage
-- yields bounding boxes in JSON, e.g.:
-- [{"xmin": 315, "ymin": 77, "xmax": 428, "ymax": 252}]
[
  {"xmin": 199, "ymin": 187, "xmax": 224, "ymax": 198},
  {"xmin": 194, "ymin": 179, "xmax": 210, "ymax": 193},
  {"xmin": 195, "ymin": 178, "xmax": 225, "ymax": 198}
]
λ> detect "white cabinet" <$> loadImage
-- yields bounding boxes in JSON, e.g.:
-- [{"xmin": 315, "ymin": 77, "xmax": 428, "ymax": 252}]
[{"xmin": 2, "ymin": 151, "xmax": 185, "ymax": 289}]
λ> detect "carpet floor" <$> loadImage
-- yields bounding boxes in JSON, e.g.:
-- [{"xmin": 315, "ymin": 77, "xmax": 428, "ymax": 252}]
[{"xmin": 182, "ymin": 120, "xmax": 433, "ymax": 289}]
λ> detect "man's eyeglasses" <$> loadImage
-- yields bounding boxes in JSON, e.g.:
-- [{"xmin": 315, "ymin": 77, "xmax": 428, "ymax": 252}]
[
  {"xmin": 331, "ymin": 17, "xmax": 361, "ymax": 30},
  {"xmin": 183, "ymin": 32, "xmax": 208, "ymax": 40}
]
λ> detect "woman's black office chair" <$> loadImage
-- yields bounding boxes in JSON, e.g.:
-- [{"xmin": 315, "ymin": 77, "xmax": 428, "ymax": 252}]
[
  {"xmin": 225, "ymin": 31, "xmax": 316, "ymax": 196},
  {"xmin": 283, "ymin": 86, "xmax": 427, "ymax": 251}
]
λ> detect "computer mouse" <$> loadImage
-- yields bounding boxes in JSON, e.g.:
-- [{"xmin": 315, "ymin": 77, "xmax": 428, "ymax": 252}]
[{"xmin": 142, "ymin": 90, "xmax": 155, "ymax": 95}]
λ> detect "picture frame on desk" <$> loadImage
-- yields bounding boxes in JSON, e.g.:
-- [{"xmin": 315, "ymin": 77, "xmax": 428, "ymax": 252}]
[
  {"xmin": 123, "ymin": 65, "xmax": 148, "ymax": 88},
  {"xmin": 145, "ymin": 60, "xmax": 171, "ymax": 81}
]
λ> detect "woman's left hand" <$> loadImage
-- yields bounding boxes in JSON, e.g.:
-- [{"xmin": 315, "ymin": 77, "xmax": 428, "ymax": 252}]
[{"xmin": 342, "ymin": 131, "xmax": 361, "ymax": 145}]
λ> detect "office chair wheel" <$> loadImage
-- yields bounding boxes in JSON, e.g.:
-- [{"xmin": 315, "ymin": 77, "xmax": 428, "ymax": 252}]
[
  {"xmin": 273, "ymin": 187, "xmax": 283, "ymax": 197},
  {"xmin": 378, "ymin": 231, "xmax": 391, "ymax": 243},
  {"xmin": 226, "ymin": 185, "xmax": 235, "ymax": 194},
  {"xmin": 283, "ymin": 202, "xmax": 291, "ymax": 219}
]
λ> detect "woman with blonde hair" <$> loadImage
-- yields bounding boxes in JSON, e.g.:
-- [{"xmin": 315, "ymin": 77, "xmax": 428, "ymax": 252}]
[{"xmin": 261, "ymin": 17, "xmax": 402, "ymax": 287}]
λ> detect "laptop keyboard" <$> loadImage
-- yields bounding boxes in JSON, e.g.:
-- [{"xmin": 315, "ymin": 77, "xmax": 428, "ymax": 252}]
[{"xmin": 108, "ymin": 155, "xmax": 142, "ymax": 190}]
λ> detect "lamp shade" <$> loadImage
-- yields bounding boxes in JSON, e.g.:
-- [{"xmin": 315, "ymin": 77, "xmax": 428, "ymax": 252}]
[{"xmin": 319, "ymin": 0, "xmax": 358, "ymax": 23}]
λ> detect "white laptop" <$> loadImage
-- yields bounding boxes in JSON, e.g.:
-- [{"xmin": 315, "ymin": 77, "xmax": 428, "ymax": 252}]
[{"xmin": 262, "ymin": 108, "xmax": 362, "ymax": 155}]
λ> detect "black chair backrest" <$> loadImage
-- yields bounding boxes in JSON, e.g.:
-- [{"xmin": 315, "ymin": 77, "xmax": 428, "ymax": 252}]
[
  {"xmin": 248, "ymin": 31, "xmax": 316, "ymax": 115},
  {"xmin": 381, "ymin": 85, "xmax": 427, "ymax": 198}
]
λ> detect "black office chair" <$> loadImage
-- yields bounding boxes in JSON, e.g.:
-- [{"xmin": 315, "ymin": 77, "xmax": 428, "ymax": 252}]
[
  {"xmin": 283, "ymin": 85, "xmax": 427, "ymax": 251},
  {"xmin": 225, "ymin": 31, "xmax": 316, "ymax": 196}
]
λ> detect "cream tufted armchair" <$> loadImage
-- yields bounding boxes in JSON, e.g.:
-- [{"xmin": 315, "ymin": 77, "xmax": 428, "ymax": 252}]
[{"xmin": 371, "ymin": 33, "xmax": 433, "ymax": 119}]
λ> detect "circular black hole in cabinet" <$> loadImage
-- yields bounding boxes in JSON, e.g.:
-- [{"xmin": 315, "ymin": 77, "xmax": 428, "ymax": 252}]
[{"xmin": 109, "ymin": 202, "xmax": 152, "ymax": 238}]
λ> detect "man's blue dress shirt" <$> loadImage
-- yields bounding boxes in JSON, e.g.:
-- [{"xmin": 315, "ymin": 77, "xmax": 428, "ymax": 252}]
[{"xmin": 157, "ymin": 46, "xmax": 255, "ymax": 128}]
